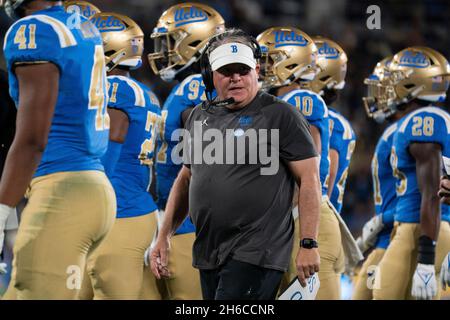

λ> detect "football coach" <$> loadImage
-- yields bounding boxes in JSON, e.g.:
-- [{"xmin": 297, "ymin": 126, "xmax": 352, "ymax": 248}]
[{"xmin": 150, "ymin": 28, "xmax": 321, "ymax": 300}]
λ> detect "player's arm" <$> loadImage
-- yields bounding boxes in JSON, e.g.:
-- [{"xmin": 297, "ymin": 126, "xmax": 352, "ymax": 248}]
[
  {"xmin": 410, "ymin": 142, "xmax": 442, "ymax": 300},
  {"xmin": 150, "ymin": 165, "xmax": 191, "ymax": 279},
  {"xmin": 288, "ymin": 157, "xmax": 321, "ymax": 287},
  {"xmin": 0, "ymin": 63, "xmax": 59, "ymax": 206},
  {"xmin": 327, "ymin": 148, "xmax": 339, "ymax": 198},
  {"xmin": 101, "ymin": 108, "xmax": 129, "ymax": 177},
  {"xmin": 410, "ymin": 142, "xmax": 442, "ymax": 242},
  {"xmin": 309, "ymin": 125, "xmax": 321, "ymax": 154}
]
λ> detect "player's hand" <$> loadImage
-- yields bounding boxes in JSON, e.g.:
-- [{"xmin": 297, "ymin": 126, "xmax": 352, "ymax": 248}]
[
  {"xmin": 440, "ymin": 252, "xmax": 450, "ymax": 289},
  {"xmin": 438, "ymin": 176, "xmax": 450, "ymax": 205},
  {"xmin": 411, "ymin": 263, "xmax": 437, "ymax": 300},
  {"xmin": 0, "ymin": 262, "xmax": 7, "ymax": 275},
  {"xmin": 150, "ymin": 236, "xmax": 171, "ymax": 280},
  {"xmin": 296, "ymin": 248, "xmax": 320, "ymax": 287},
  {"xmin": 361, "ymin": 215, "xmax": 384, "ymax": 249},
  {"xmin": 0, "ymin": 204, "xmax": 15, "ymax": 255}
]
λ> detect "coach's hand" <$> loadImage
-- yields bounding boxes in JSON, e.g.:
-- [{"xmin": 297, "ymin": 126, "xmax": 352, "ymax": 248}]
[
  {"xmin": 150, "ymin": 236, "xmax": 171, "ymax": 279},
  {"xmin": 296, "ymin": 248, "xmax": 320, "ymax": 287}
]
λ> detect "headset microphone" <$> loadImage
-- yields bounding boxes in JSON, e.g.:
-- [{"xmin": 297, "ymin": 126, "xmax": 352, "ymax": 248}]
[
  {"xmin": 201, "ymin": 97, "xmax": 235, "ymax": 111},
  {"xmin": 210, "ymin": 97, "xmax": 235, "ymax": 107}
]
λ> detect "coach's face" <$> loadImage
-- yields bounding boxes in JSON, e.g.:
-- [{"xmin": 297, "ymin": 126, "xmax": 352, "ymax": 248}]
[{"xmin": 213, "ymin": 63, "xmax": 260, "ymax": 109}]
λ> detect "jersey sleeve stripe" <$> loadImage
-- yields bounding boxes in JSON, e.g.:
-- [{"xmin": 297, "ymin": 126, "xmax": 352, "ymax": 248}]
[
  {"xmin": 399, "ymin": 107, "xmax": 450, "ymax": 134},
  {"xmin": 112, "ymin": 75, "xmax": 146, "ymax": 107},
  {"xmin": 329, "ymin": 110, "xmax": 353, "ymax": 139},
  {"xmin": 4, "ymin": 15, "xmax": 77, "ymax": 50},
  {"xmin": 382, "ymin": 122, "xmax": 398, "ymax": 141}
]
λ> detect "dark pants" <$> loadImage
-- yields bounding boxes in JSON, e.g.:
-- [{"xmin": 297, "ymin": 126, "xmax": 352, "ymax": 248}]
[{"xmin": 199, "ymin": 259, "xmax": 284, "ymax": 300}]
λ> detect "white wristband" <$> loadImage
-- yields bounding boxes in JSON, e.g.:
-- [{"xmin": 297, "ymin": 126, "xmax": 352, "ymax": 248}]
[{"xmin": 0, "ymin": 203, "xmax": 15, "ymax": 223}]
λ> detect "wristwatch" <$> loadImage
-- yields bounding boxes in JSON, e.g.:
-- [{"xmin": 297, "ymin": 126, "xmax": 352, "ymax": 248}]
[{"xmin": 300, "ymin": 238, "xmax": 318, "ymax": 249}]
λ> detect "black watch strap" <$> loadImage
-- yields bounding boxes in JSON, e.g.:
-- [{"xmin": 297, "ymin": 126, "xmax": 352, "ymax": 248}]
[{"xmin": 300, "ymin": 238, "xmax": 318, "ymax": 249}]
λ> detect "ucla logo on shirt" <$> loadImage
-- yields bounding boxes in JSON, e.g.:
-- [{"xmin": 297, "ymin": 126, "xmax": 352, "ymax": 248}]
[
  {"xmin": 317, "ymin": 42, "xmax": 339, "ymax": 59},
  {"xmin": 174, "ymin": 7, "xmax": 208, "ymax": 27},
  {"xmin": 398, "ymin": 50, "xmax": 430, "ymax": 68},
  {"xmin": 91, "ymin": 16, "xmax": 126, "ymax": 32},
  {"xmin": 273, "ymin": 31, "xmax": 308, "ymax": 48},
  {"xmin": 239, "ymin": 115, "xmax": 253, "ymax": 127}
]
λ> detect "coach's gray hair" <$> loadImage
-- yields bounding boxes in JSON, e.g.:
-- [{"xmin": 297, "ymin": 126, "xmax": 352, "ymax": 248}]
[{"xmin": 207, "ymin": 28, "xmax": 255, "ymax": 56}]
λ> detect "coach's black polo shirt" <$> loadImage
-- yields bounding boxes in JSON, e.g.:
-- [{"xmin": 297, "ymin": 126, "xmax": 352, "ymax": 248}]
[{"xmin": 184, "ymin": 91, "xmax": 317, "ymax": 272}]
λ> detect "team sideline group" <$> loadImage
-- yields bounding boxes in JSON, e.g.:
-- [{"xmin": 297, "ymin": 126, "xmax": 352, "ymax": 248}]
[{"xmin": 0, "ymin": 0, "xmax": 449, "ymax": 300}]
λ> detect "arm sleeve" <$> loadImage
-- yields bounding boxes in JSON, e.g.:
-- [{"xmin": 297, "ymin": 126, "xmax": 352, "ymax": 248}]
[
  {"xmin": 107, "ymin": 78, "xmax": 133, "ymax": 119},
  {"xmin": 329, "ymin": 119, "xmax": 345, "ymax": 151},
  {"xmin": 4, "ymin": 19, "xmax": 66, "ymax": 72},
  {"xmin": 101, "ymin": 140, "xmax": 123, "ymax": 178}
]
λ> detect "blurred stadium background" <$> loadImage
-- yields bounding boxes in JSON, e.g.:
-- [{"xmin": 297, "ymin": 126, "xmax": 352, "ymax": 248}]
[{"xmin": 1, "ymin": 0, "xmax": 450, "ymax": 298}]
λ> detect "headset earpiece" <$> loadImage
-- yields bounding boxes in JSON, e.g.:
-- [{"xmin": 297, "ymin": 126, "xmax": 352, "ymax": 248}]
[{"xmin": 200, "ymin": 43, "xmax": 215, "ymax": 99}]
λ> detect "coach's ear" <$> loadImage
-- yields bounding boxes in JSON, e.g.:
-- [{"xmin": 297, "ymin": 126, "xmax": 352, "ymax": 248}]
[{"xmin": 254, "ymin": 63, "xmax": 260, "ymax": 76}]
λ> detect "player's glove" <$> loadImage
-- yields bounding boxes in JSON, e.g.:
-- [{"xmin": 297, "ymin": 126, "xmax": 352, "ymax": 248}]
[
  {"xmin": 0, "ymin": 204, "xmax": 15, "ymax": 255},
  {"xmin": 0, "ymin": 262, "xmax": 7, "ymax": 275},
  {"xmin": 358, "ymin": 215, "xmax": 384, "ymax": 252},
  {"xmin": 411, "ymin": 263, "xmax": 437, "ymax": 300},
  {"xmin": 440, "ymin": 252, "xmax": 450, "ymax": 290}
]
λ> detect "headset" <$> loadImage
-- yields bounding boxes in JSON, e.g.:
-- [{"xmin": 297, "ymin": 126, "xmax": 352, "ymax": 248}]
[{"xmin": 200, "ymin": 29, "xmax": 262, "ymax": 103}]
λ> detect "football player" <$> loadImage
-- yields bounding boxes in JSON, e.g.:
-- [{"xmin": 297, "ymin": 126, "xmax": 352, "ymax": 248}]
[
  {"xmin": 0, "ymin": 0, "xmax": 115, "ymax": 299},
  {"xmin": 371, "ymin": 47, "xmax": 450, "ymax": 300},
  {"xmin": 64, "ymin": 0, "xmax": 99, "ymax": 19},
  {"xmin": 352, "ymin": 56, "xmax": 399, "ymax": 299},
  {"xmin": 0, "ymin": 69, "xmax": 18, "ymax": 278},
  {"xmin": 257, "ymin": 26, "xmax": 344, "ymax": 299},
  {"xmin": 308, "ymin": 37, "xmax": 356, "ymax": 216},
  {"xmin": 78, "ymin": 12, "xmax": 161, "ymax": 300},
  {"xmin": 145, "ymin": 2, "xmax": 225, "ymax": 300}
]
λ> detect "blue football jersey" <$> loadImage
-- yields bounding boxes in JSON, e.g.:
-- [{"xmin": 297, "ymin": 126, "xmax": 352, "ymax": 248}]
[
  {"xmin": 392, "ymin": 106, "xmax": 450, "ymax": 223},
  {"xmin": 371, "ymin": 122, "xmax": 398, "ymax": 249},
  {"xmin": 156, "ymin": 73, "xmax": 209, "ymax": 234},
  {"xmin": 328, "ymin": 108, "xmax": 356, "ymax": 213},
  {"xmin": 3, "ymin": 6, "xmax": 109, "ymax": 177},
  {"xmin": 282, "ymin": 89, "xmax": 330, "ymax": 196},
  {"xmin": 106, "ymin": 75, "xmax": 160, "ymax": 219}
]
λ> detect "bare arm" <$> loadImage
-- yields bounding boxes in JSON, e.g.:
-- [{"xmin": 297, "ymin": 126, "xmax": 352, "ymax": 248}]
[
  {"xmin": 150, "ymin": 165, "xmax": 191, "ymax": 279},
  {"xmin": 108, "ymin": 108, "xmax": 129, "ymax": 143},
  {"xmin": 327, "ymin": 148, "xmax": 339, "ymax": 199},
  {"xmin": 289, "ymin": 157, "xmax": 321, "ymax": 240},
  {"xmin": 159, "ymin": 165, "xmax": 191, "ymax": 238},
  {"xmin": 410, "ymin": 142, "xmax": 442, "ymax": 240},
  {"xmin": 288, "ymin": 156, "xmax": 321, "ymax": 286},
  {"xmin": 0, "ymin": 63, "xmax": 59, "ymax": 206}
]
